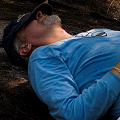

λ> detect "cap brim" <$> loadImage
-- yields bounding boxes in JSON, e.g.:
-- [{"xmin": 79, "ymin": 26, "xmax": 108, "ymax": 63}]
[{"xmin": 15, "ymin": 3, "xmax": 52, "ymax": 33}]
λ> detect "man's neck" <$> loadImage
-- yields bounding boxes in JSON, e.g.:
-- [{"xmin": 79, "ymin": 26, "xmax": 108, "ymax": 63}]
[
  {"xmin": 31, "ymin": 26, "xmax": 72, "ymax": 50},
  {"xmin": 45, "ymin": 27, "xmax": 72, "ymax": 44}
]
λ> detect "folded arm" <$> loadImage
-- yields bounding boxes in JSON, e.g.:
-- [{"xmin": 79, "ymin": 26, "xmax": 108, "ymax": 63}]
[{"xmin": 28, "ymin": 57, "xmax": 120, "ymax": 120}]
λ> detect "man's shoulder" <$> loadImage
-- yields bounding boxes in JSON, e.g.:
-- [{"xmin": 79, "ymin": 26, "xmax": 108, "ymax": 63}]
[
  {"xmin": 29, "ymin": 36, "xmax": 77, "ymax": 62},
  {"xmin": 29, "ymin": 45, "xmax": 61, "ymax": 63}
]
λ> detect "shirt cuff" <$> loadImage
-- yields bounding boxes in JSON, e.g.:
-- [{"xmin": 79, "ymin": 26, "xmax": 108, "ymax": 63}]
[{"xmin": 100, "ymin": 71, "xmax": 120, "ymax": 96}]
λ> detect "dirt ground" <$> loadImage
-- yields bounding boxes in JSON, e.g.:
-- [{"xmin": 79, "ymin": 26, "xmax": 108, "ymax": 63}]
[{"xmin": 0, "ymin": 0, "xmax": 120, "ymax": 120}]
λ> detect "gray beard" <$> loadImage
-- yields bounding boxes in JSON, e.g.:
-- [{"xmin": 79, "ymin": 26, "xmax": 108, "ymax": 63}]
[{"xmin": 41, "ymin": 15, "xmax": 61, "ymax": 25}]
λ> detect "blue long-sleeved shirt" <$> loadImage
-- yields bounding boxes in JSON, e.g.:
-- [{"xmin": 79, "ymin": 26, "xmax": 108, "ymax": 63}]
[{"xmin": 28, "ymin": 29, "xmax": 120, "ymax": 120}]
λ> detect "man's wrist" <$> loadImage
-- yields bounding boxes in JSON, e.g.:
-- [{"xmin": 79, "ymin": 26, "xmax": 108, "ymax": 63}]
[{"xmin": 110, "ymin": 62, "xmax": 120, "ymax": 79}]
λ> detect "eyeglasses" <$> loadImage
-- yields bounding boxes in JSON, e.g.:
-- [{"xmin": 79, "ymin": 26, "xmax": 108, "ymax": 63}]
[{"xmin": 75, "ymin": 31, "xmax": 107, "ymax": 38}]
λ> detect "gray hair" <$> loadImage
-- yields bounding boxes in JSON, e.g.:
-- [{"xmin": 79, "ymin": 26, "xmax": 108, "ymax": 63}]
[
  {"xmin": 13, "ymin": 31, "xmax": 29, "ymax": 62},
  {"xmin": 13, "ymin": 33, "xmax": 23, "ymax": 53},
  {"xmin": 13, "ymin": 23, "xmax": 27, "ymax": 53}
]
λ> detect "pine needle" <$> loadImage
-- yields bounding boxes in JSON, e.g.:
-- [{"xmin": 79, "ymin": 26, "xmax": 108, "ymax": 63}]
[{"xmin": 107, "ymin": 0, "xmax": 115, "ymax": 14}]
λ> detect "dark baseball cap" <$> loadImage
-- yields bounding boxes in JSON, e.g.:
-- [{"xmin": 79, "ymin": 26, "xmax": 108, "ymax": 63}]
[{"xmin": 2, "ymin": 3, "xmax": 52, "ymax": 57}]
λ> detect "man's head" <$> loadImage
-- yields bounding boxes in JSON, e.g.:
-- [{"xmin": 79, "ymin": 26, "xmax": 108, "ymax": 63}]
[
  {"xmin": 2, "ymin": 3, "xmax": 54, "ymax": 67},
  {"xmin": 14, "ymin": 11, "xmax": 61, "ymax": 57}
]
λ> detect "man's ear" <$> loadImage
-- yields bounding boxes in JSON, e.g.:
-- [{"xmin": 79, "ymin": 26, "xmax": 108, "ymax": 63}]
[
  {"xmin": 19, "ymin": 44, "xmax": 32, "ymax": 56},
  {"xmin": 44, "ymin": 0, "xmax": 48, "ymax": 3},
  {"xmin": 36, "ymin": 11, "xmax": 43, "ymax": 20}
]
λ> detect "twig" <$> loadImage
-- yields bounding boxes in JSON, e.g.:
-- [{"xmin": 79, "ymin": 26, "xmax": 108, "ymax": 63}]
[{"xmin": 107, "ymin": 0, "xmax": 115, "ymax": 14}]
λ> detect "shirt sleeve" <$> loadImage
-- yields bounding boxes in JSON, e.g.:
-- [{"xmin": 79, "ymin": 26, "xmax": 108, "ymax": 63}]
[{"xmin": 28, "ymin": 56, "xmax": 120, "ymax": 120}]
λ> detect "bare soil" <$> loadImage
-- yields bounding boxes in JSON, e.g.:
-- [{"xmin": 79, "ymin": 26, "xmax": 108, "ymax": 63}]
[{"xmin": 0, "ymin": 0, "xmax": 120, "ymax": 119}]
